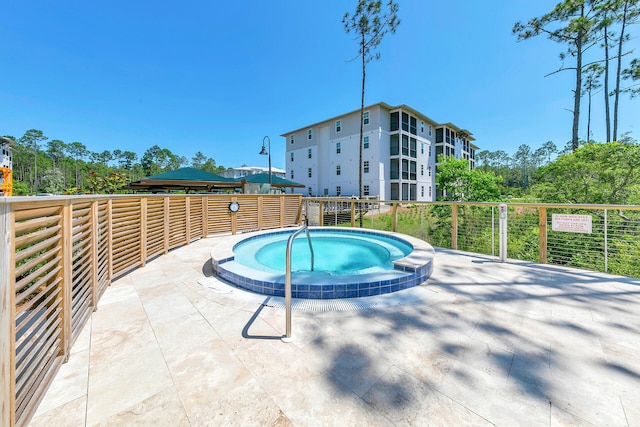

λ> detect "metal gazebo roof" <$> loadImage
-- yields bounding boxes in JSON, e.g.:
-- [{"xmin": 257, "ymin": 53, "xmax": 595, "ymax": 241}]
[
  {"xmin": 235, "ymin": 173, "xmax": 305, "ymax": 188},
  {"xmin": 124, "ymin": 167, "xmax": 239, "ymax": 193}
]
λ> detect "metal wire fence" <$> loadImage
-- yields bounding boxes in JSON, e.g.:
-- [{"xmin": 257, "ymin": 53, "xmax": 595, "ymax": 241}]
[{"xmin": 303, "ymin": 198, "xmax": 640, "ymax": 278}]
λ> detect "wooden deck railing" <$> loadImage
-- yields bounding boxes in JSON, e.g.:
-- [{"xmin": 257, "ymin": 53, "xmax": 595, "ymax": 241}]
[{"xmin": 0, "ymin": 193, "xmax": 302, "ymax": 427}]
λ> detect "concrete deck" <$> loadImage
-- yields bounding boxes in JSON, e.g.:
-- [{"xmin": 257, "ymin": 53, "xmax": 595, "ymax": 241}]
[{"xmin": 29, "ymin": 235, "xmax": 640, "ymax": 426}]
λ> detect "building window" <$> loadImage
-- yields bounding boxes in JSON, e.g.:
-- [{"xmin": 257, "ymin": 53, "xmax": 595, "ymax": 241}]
[
  {"xmin": 421, "ymin": 164, "xmax": 424, "ymax": 176},
  {"xmin": 429, "ymin": 125, "xmax": 432, "ymax": 136},
  {"xmin": 428, "ymin": 166, "xmax": 432, "ymax": 177},
  {"xmin": 290, "ymin": 170, "xmax": 294, "ymax": 179},
  {"xmin": 391, "ymin": 183, "xmax": 399, "ymax": 200},
  {"xmin": 290, "ymin": 152, "xmax": 294, "ymax": 161},
  {"xmin": 364, "ymin": 185, "xmax": 370, "ymax": 196},
  {"xmin": 421, "ymin": 143, "xmax": 424, "ymax": 155},
  {"xmin": 336, "ymin": 120, "xmax": 341, "ymax": 133},
  {"xmin": 308, "ymin": 187, "xmax": 312, "ymax": 196},
  {"xmin": 363, "ymin": 136, "xmax": 369, "ymax": 149},
  {"xmin": 290, "ymin": 135, "xmax": 295, "ymax": 144},
  {"xmin": 402, "ymin": 158, "xmax": 409, "ymax": 179},
  {"xmin": 410, "ymin": 137, "xmax": 417, "ymax": 158},
  {"xmin": 436, "ymin": 128, "xmax": 443, "ymax": 143},
  {"xmin": 390, "ymin": 112, "xmax": 399, "ymax": 131},
  {"xmin": 336, "ymin": 186, "xmax": 341, "ymax": 196},
  {"xmin": 363, "ymin": 111, "xmax": 370, "ymax": 125},
  {"xmin": 410, "ymin": 161, "xmax": 416, "ymax": 180},
  {"xmin": 336, "ymin": 142, "xmax": 341, "ymax": 154},
  {"xmin": 410, "ymin": 116, "xmax": 417, "ymax": 135},
  {"xmin": 390, "ymin": 134, "xmax": 399, "ymax": 156},
  {"xmin": 402, "ymin": 112, "xmax": 409, "ymax": 132},
  {"xmin": 363, "ymin": 161, "xmax": 369, "ymax": 173},
  {"xmin": 402, "ymin": 135, "xmax": 409, "ymax": 156},
  {"xmin": 336, "ymin": 165, "xmax": 341, "ymax": 175},
  {"xmin": 308, "ymin": 168, "xmax": 312, "ymax": 177},
  {"xmin": 390, "ymin": 159, "xmax": 399, "ymax": 179},
  {"xmin": 429, "ymin": 186, "xmax": 432, "ymax": 197},
  {"xmin": 308, "ymin": 148, "xmax": 312, "ymax": 159},
  {"xmin": 421, "ymin": 186, "xmax": 424, "ymax": 197},
  {"xmin": 308, "ymin": 129, "xmax": 313, "ymax": 140}
]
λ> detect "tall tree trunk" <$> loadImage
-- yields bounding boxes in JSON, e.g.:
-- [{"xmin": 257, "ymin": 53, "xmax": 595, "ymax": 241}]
[
  {"xmin": 572, "ymin": 31, "xmax": 583, "ymax": 152},
  {"xmin": 603, "ymin": 21, "xmax": 611, "ymax": 142},
  {"xmin": 613, "ymin": 0, "xmax": 629, "ymax": 141},
  {"xmin": 359, "ymin": 34, "xmax": 365, "ymax": 228},
  {"xmin": 28, "ymin": 152, "xmax": 33, "ymax": 193},
  {"xmin": 587, "ymin": 86, "xmax": 592, "ymax": 142},
  {"xmin": 33, "ymin": 149, "xmax": 38, "ymax": 193}
]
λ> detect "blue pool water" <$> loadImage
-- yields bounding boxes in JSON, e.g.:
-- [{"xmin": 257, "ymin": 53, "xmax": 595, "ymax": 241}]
[{"xmin": 233, "ymin": 230, "xmax": 412, "ymax": 275}]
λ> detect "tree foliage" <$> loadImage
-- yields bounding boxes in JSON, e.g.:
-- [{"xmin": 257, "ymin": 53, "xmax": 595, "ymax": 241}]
[
  {"xmin": 40, "ymin": 167, "xmax": 65, "ymax": 194},
  {"xmin": 623, "ymin": 57, "xmax": 640, "ymax": 96},
  {"xmin": 435, "ymin": 156, "xmax": 502, "ymax": 202},
  {"xmin": 532, "ymin": 142, "xmax": 640, "ymax": 204},
  {"xmin": 7, "ymin": 129, "xmax": 227, "ymax": 195},
  {"xmin": 86, "ymin": 171, "xmax": 130, "ymax": 194},
  {"xmin": 18, "ymin": 129, "xmax": 48, "ymax": 193}
]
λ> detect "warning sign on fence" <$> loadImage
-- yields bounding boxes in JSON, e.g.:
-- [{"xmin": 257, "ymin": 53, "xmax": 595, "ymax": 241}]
[{"xmin": 551, "ymin": 214, "xmax": 593, "ymax": 234}]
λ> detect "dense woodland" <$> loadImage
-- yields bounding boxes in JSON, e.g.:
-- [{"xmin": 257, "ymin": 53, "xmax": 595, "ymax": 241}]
[
  {"xmin": 5, "ymin": 127, "xmax": 640, "ymax": 206},
  {"xmin": 3, "ymin": 129, "xmax": 227, "ymax": 195},
  {"xmin": 436, "ymin": 137, "xmax": 640, "ymax": 205}
]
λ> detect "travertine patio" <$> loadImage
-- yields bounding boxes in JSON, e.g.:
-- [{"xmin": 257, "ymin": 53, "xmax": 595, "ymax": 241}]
[{"xmin": 29, "ymin": 235, "xmax": 640, "ymax": 426}]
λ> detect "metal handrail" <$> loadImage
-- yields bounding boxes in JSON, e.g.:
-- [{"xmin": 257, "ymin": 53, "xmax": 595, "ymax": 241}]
[{"xmin": 283, "ymin": 222, "xmax": 314, "ymax": 341}]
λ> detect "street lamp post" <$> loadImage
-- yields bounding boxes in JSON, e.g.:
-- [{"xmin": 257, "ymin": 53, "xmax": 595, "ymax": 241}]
[{"xmin": 259, "ymin": 135, "xmax": 272, "ymax": 188}]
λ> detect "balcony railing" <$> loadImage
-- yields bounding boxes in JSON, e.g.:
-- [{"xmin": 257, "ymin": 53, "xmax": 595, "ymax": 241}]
[{"xmin": 0, "ymin": 193, "xmax": 302, "ymax": 427}]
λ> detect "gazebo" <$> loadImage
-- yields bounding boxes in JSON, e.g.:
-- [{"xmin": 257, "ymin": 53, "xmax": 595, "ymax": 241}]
[
  {"xmin": 124, "ymin": 167, "xmax": 239, "ymax": 193},
  {"xmin": 236, "ymin": 173, "xmax": 305, "ymax": 193}
]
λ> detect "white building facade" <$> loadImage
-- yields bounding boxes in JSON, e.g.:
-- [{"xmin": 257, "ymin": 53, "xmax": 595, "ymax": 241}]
[
  {"xmin": 218, "ymin": 166, "xmax": 286, "ymax": 179},
  {"xmin": 282, "ymin": 102, "xmax": 477, "ymax": 201},
  {"xmin": 1, "ymin": 136, "xmax": 14, "ymax": 169}
]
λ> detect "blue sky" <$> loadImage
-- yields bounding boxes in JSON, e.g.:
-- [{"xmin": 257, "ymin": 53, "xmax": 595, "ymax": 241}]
[{"xmin": 2, "ymin": 0, "xmax": 638, "ymax": 170}]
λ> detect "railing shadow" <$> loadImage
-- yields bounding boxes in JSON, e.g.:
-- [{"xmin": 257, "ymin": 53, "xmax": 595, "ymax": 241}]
[{"xmin": 241, "ymin": 296, "xmax": 282, "ymax": 340}]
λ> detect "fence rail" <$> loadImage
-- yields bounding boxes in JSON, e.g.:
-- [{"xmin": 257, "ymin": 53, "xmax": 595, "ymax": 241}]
[
  {"xmin": 0, "ymin": 193, "xmax": 301, "ymax": 427},
  {"xmin": 304, "ymin": 198, "xmax": 640, "ymax": 277}
]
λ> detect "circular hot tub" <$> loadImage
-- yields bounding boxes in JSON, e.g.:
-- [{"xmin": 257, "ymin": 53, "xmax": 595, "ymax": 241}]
[{"xmin": 211, "ymin": 227, "xmax": 435, "ymax": 299}]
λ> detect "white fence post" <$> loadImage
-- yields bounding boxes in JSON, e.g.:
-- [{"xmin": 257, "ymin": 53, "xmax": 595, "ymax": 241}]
[
  {"xmin": 499, "ymin": 203, "xmax": 508, "ymax": 262},
  {"xmin": 604, "ymin": 209, "xmax": 608, "ymax": 273}
]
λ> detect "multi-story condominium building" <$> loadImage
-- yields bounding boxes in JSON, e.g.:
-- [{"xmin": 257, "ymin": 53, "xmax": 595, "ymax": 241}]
[
  {"xmin": 218, "ymin": 166, "xmax": 286, "ymax": 179},
  {"xmin": 1, "ymin": 136, "xmax": 14, "ymax": 169},
  {"xmin": 1, "ymin": 136, "xmax": 15, "ymax": 196},
  {"xmin": 282, "ymin": 102, "xmax": 478, "ymax": 201}
]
